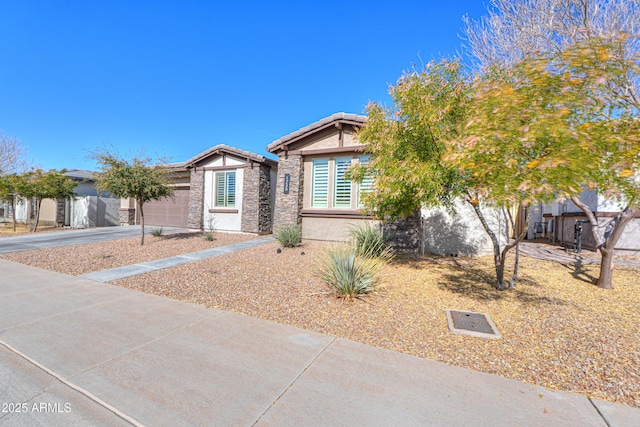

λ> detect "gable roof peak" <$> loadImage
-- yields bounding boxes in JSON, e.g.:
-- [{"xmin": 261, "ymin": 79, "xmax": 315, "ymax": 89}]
[
  {"xmin": 184, "ymin": 144, "xmax": 277, "ymax": 168},
  {"xmin": 267, "ymin": 112, "xmax": 367, "ymax": 153}
]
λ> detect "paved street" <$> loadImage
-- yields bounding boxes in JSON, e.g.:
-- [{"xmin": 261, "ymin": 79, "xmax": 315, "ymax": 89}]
[{"xmin": 0, "ymin": 226, "xmax": 186, "ymax": 254}]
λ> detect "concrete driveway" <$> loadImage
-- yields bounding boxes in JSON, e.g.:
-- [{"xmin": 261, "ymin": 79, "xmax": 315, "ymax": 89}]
[
  {"xmin": 2, "ymin": 260, "xmax": 639, "ymax": 426},
  {"xmin": 0, "ymin": 226, "xmax": 187, "ymax": 254}
]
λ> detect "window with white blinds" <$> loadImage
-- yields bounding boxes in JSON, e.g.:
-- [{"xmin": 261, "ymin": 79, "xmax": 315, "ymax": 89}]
[
  {"xmin": 334, "ymin": 157, "xmax": 352, "ymax": 208},
  {"xmin": 357, "ymin": 155, "xmax": 373, "ymax": 207},
  {"xmin": 214, "ymin": 171, "xmax": 236, "ymax": 208},
  {"xmin": 311, "ymin": 159, "xmax": 329, "ymax": 207}
]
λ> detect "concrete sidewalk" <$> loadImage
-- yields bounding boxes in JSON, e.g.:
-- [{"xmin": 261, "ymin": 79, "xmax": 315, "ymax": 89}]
[
  {"xmin": 1, "ymin": 260, "xmax": 639, "ymax": 426},
  {"xmin": 80, "ymin": 236, "xmax": 275, "ymax": 282}
]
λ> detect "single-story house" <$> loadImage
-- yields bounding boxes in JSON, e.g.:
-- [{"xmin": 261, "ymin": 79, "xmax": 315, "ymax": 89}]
[
  {"xmin": 133, "ymin": 145, "xmax": 277, "ymax": 234},
  {"xmin": 118, "ymin": 112, "xmax": 639, "ymax": 256},
  {"xmin": 267, "ymin": 112, "xmax": 639, "ymax": 256}
]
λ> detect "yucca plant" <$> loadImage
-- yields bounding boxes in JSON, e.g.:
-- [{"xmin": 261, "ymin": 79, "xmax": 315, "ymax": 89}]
[
  {"xmin": 315, "ymin": 246, "xmax": 384, "ymax": 299},
  {"xmin": 348, "ymin": 222, "xmax": 394, "ymax": 261},
  {"xmin": 150, "ymin": 227, "xmax": 163, "ymax": 237},
  {"xmin": 275, "ymin": 224, "xmax": 302, "ymax": 248}
]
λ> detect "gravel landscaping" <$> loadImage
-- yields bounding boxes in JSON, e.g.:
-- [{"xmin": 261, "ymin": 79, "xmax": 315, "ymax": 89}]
[
  {"xmin": 3, "ymin": 234, "xmax": 639, "ymax": 408},
  {"xmin": 0, "ymin": 231, "xmax": 256, "ymax": 275}
]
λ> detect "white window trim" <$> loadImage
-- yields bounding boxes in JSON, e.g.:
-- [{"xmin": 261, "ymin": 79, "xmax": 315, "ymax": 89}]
[{"xmin": 214, "ymin": 170, "xmax": 236, "ymax": 208}]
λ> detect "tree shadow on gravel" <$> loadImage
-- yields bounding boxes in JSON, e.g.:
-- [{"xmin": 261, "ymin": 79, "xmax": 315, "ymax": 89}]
[
  {"xmin": 395, "ymin": 256, "xmax": 568, "ymax": 306},
  {"xmin": 392, "ymin": 254, "xmax": 455, "ymax": 270},
  {"xmin": 439, "ymin": 267, "xmax": 569, "ymax": 306},
  {"xmin": 157, "ymin": 232, "xmax": 201, "ymax": 241},
  {"xmin": 559, "ymin": 261, "xmax": 598, "ymax": 285}
]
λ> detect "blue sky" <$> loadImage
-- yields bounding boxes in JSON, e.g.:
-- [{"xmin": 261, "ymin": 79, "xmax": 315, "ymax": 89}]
[{"xmin": 0, "ymin": 1, "xmax": 487, "ymax": 170}]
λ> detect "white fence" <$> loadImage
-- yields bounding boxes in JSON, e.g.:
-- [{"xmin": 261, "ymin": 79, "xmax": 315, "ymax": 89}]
[{"xmin": 2, "ymin": 196, "xmax": 119, "ymax": 228}]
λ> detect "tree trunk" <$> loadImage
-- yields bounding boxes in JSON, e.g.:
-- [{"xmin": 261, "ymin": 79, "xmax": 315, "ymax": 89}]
[
  {"xmin": 32, "ymin": 198, "xmax": 42, "ymax": 232},
  {"xmin": 467, "ymin": 197, "xmax": 530, "ymax": 291},
  {"xmin": 466, "ymin": 193, "xmax": 505, "ymax": 290},
  {"xmin": 570, "ymin": 197, "xmax": 638, "ymax": 289},
  {"xmin": 139, "ymin": 200, "xmax": 145, "ymax": 246},
  {"xmin": 597, "ymin": 247, "xmax": 615, "ymax": 289},
  {"xmin": 510, "ymin": 243, "xmax": 520, "ymax": 290},
  {"xmin": 504, "ymin": 206, "xmax": 522, "ymax": 290},
  {"xmin": 10, "ymin": 196, "xmax": 16, "ymax": 232},
  {"xmin": 495, "ymin": 254, "xmax": 506, "ymax": 291}
]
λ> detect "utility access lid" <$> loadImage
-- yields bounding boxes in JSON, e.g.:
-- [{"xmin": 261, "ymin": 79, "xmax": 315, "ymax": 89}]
[{"xmin": 446, "ymin": 309, "xmax": 501, "ymax": 339}]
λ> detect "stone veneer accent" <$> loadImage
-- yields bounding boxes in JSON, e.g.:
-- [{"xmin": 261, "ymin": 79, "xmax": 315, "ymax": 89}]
[
  {"xmin": 241, "ymin": 164, "xmax": 272, "ymax": 233},
  {"xmin": 383, "ymin": 213, "xmax": 422, "ymax": 254},
  {"xmin": 187, "ymin": 168, "xmax": 205, "ymax": 229},
  {"xmin": 119, "ymin": 208, "xmax": 135, "ymax": 225},
  {"xmin": 272, "ymin": 153, "xmax": 304, "ymax": 227},
  {"xmin": 55, "ymin": 199, "xmax": 65, "ymax": 227}
]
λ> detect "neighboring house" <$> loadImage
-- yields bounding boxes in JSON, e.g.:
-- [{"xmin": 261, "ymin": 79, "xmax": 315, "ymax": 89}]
[
  {"xmin": 60, "ymin": 169, "xmax": 120, "ymax": 228},
  {"xmin": 7, "ymin": 169, "xmax": 119, "ymax": 228},
  {"xmin": 135, "ymin": 145, "xmax": 278, "ymax": 234},
  {"xmin": 530, "ymin": 189, "xmax": 640, "ymax": 255}
]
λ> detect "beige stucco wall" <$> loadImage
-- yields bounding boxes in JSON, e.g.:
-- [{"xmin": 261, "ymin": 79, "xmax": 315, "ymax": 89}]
[
  {"xmin": 342, "ymin": 130, "xmax": 359, "ymax": 147},
  {"xmin": 298, "ymin": 129, "xmax": 360, "ymax": 151},
  {"xmin": 421, "ymin": 199, "xmax": 510, "ymax": 256},
  {"xmin": 301, "ymin": 216, "xmax": 379, "ymax": 241},
  {"xmin": 302, "ymin": 133, "xmax": 340, "ymax": 150}
]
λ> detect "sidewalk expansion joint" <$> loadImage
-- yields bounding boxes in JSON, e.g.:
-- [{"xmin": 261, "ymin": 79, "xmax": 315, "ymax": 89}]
[
  {"xmin": 0, "ymin": 339, "xmax": 145, "ymax": 427},
  {"xmin": 250, "ymin": 336, "xmax": 337, "ymax": 426},
  {"xmin": 588, "ymin": 397, "xmax": 612, "ymax": 427}
]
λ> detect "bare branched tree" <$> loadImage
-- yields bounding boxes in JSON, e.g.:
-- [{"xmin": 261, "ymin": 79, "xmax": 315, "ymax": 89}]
[
  {"xmin": 0, "ymin": 132, "xmax": 30, "ymax": 174},
  {"xmin": 463, "ymin": 0, "xmax": 640, "ymax": 107}
]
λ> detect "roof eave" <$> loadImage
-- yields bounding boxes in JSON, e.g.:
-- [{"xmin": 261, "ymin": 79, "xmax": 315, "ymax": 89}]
[{"xmin": 267, "ymin": 113, "xmax": 367, "ymax": 154}]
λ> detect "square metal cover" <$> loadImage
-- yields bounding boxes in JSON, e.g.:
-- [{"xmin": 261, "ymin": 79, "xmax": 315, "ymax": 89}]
[{"xmin": 446, "ymin": 309, "xmax": 501, "ymax": 339}]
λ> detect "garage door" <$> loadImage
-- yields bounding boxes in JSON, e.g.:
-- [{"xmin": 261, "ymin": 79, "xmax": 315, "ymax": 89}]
[{"xmin": 144, "ymin": 187, "xmax": 190, "ymax": 228}]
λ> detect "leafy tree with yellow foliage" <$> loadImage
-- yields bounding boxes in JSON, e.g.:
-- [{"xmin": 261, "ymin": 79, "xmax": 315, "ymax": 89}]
[
  {"xmin": 452, "ymin": 38, "xmax": 640, "ymax": 289},
  {"xmin": 357, "ymin": 60, "xmax": 530, "ymax": 291}
]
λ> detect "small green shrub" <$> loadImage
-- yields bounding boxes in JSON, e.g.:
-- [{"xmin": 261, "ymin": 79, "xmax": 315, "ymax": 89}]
[
  {"xmin": 275, "ymin": 224, "xmax": 302, "ymax": 248},
  {"xmin": 204, "ymin": 232, "xmax": 215, "ymax": 241},
  {"xmin": 150, "ymin": 227, "xmax": 163, "ymax": 237},
  {"xmin": 348, "ymin": 222, "xmax": 393, "ymax": 261},
  {"xmin": 315, "ymin": 246, "xmax": 384, "ymax": 299}
]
